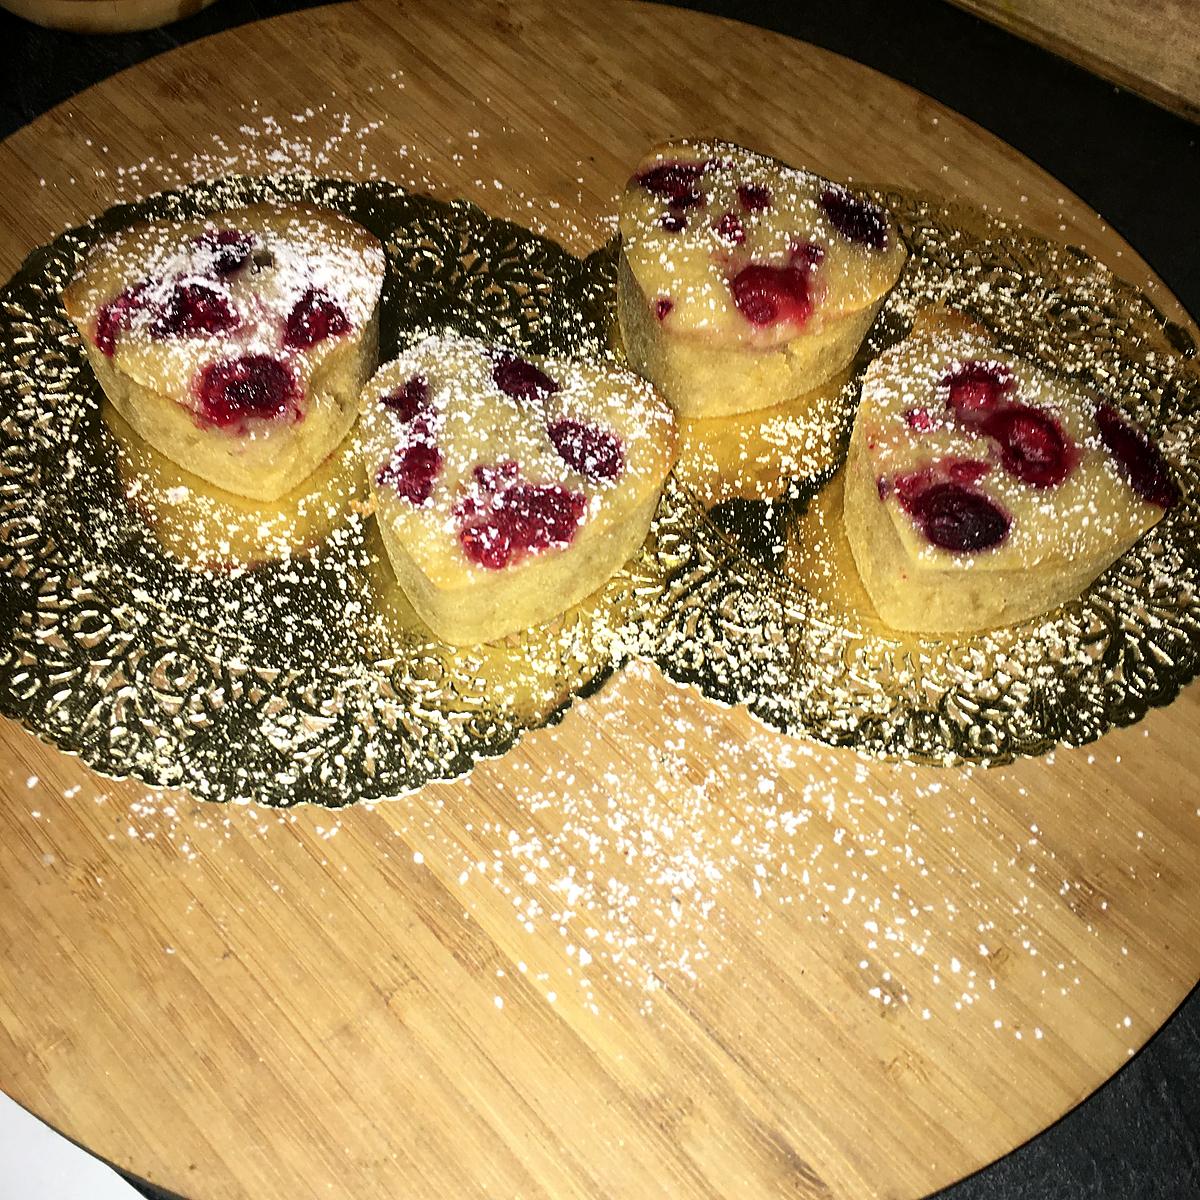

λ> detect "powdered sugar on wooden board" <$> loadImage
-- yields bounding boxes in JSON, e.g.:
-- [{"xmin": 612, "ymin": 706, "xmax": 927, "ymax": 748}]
[
  {"xmin": 39, "ymin": 74, "xmax": 616, "ymax": 255},
  {"xmin": 16, "ymin": 659, "xmax": 1187, "ymax": 1048}
]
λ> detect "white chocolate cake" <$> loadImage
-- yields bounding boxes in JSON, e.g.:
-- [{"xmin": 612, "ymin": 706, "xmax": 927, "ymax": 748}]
[
  {"xmin": 843, "ymin": 310, "xmax": 1181, "ymax": 632},
  {"xmin": 359, "ymin": 335, "xmax": 677, "ymax": 645},
  {"xmin": 64, "ymin": 204, "xmax": 385, "ymax": 502},
  {"xmin": 617, "ymin": 138, "xmax": 907, "ymax": 418}
]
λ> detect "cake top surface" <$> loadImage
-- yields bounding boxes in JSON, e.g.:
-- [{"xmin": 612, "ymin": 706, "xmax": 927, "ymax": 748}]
[
  {"xmin": 361, "ymin": 335, "xmax": 676, "ymax": 580},
  {"xmin": 856, "ymin": 310, "xmax": 1179, "ymax": 569},
  {"xmin": 618, "ymin": 138, "xmax": 907, "ymax": 345},
  {"xmin": 63, "ymin": 203, "xmax": 386, "ymax": 415}
]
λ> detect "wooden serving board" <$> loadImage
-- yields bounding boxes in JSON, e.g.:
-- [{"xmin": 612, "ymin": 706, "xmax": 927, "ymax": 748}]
[
  {"xmin": 1, "ymin": 3, "xmax": 1198, "ymax": 1198},
  {"xmin": 947, "ymin": 0, "xmax": 1200, "ymax": 121}
]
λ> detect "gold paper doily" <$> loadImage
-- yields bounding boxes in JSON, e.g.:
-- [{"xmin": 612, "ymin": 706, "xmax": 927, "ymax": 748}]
[{"xmin": 0, "ymin": 176, "xmax": 1196, "ymax": 804}]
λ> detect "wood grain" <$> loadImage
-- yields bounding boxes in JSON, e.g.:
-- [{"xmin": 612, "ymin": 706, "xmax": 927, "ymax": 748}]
[
  {"xmin": 947, "ymin": 0, "xmax": 1200, "ymax": 121},
  {"xmin": 0, "ymin": 3, "xmax": 1198, "ymax": 1199}
]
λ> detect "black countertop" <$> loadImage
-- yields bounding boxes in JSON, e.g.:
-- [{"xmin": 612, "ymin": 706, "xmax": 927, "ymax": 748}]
[{"xmin": 1, "ymin": 1, "xmax": 1197, "ymax": 1197}]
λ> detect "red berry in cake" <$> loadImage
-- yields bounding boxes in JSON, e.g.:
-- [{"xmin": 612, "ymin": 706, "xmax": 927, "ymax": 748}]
[
  {"xmin": 893, "ymin": 466, "xmax": 936, "ymax": 508},
  {"xmin": 904, "ymin": 406, "xmax": 936, "ymax": 431},
  {"xmin": 382, "ymin": 375, "xmax": 430, "ymax": 422},
  {"xmin": 790, "ymin": 241, "xmax": 826, "ymax": 270},
  {"xmin": 654, "ymin": 296, "xmax": 674, "ymax": 322},
  {"xmin": 892, "ymin": 459, "xmax": 1000, "ymax": 537},
  {"xmin": 907, "ymin": 482, "xmax": 1011, "ymax": 552},
  {"xmin": 492, "ymin": 352, "xmax": 560, "ymax": 401},
  {"xmin": 982, "ymin": 404, "xmax": 1074, "ymax": 488},
  {"xmin": 459, "ymin": 481, "xmax": 587, "ymax": 570},
  {"xmin": 498, "ymin": 483, "xmax": 586, "ymax": 553},
  {"xmin": 506, "ymin": 482, "xmax": 587, "ymax": 550},
  {"xmin": 194, "ymin": 229, "xmax": 254, "ymax": 277},
  {"xmin": 454, "ymin": 461, "xmax": 525, "ymax": 522},
  {"xmin": 942, "ymin": 360, "xmax": 1015, "ymax": 420},
  {"xmin": 634, "ymin": 161, "xmax": 706, "ymax": 209},
  {"xmin": 714, "ymin": 211, "xmax": 747, "ymax": 246},
  {"xmin": 661, "ymin": 211, "xmax": 689, "ymax": 233},
  {"xmin": 150, "ymin": 282, "xmax": 238, "ymax": 339},
  {"xmin": 377, "ymin": 442, "xmax": 443, "ymax": 506},
  {"xmin": 737, "ymin": 183, "xmax": 771, "ymax": 212},
  {"xmin": 93, "ymin": 282, "xmax": 151, "ymax": 356},
  {"xmin": 283, "ymin": 287, "xmax": 351, "ymax": 349},
  {"xmin": 196, "ymin": 354, "xmax": 298, "ymax": 429},
  {"xmin": 94, "ymin": 307, "xmax": 122, "ymax": 357},
  {"xmin": 819, "ymin": 186, "xmax": 888, "ymax": 251},
  {"xmin": 729, "ymin": 262, "xmax": 812, "ymax": 327},
  {"xmin": 548, "ymin": 418, "xmax": 625, "ymax": 481},
  {"xmin": 947, "ymin": 458, "xmax": 992, "ymax": 486},
  {"xmin": 459, "ymin": 520, "xmax": 513, "ymax": 570},
  {"xmin": 1095, "ymin": 404, "xmax": 1181, "ymax": 509},
  {"xmin": 474, "ymin": 460, "xmax": 520, "ymax": 494}
]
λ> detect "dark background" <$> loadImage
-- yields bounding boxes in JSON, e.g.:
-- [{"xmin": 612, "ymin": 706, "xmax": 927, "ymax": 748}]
[{"xmin": 1, "ymin": 1, "xmax": 1198, "ymax": 1197}]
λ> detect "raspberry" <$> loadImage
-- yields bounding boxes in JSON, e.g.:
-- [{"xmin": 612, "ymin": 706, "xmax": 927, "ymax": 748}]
[{"xmin": 548, "ymin": 418, "xmax": 624, "ymax": 481}]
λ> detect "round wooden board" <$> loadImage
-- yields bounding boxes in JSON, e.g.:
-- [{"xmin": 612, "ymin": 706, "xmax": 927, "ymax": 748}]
[{"xmin": 1, "ymin": 3, "xmax": 1198, "ymax": 1197}]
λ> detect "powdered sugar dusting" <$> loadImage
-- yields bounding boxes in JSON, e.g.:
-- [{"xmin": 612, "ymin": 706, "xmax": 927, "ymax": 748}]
[
  {"xmin": 40, "ymin": 660, "xmax": 1189, "ymax": 1046},
  {"xmin": 52, "ymin": 76, "xmax": 614, "ymax": 255}
]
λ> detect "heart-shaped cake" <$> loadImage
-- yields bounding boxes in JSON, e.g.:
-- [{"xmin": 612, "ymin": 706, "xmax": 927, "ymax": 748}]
[
  {"xmin": 617, "ymin": 138, "xmax": 907, "ymax": 419},
  {"xmin": 843, "ymin": 309, "xmax": 1182, "ymax": 632},
  {"xmin": 359, "ymin": 336, "xmax": 677, "ymax": 645},
  {"xmin": 64, "ymin": 203, "xmax": 385, "ymax": 502}
]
